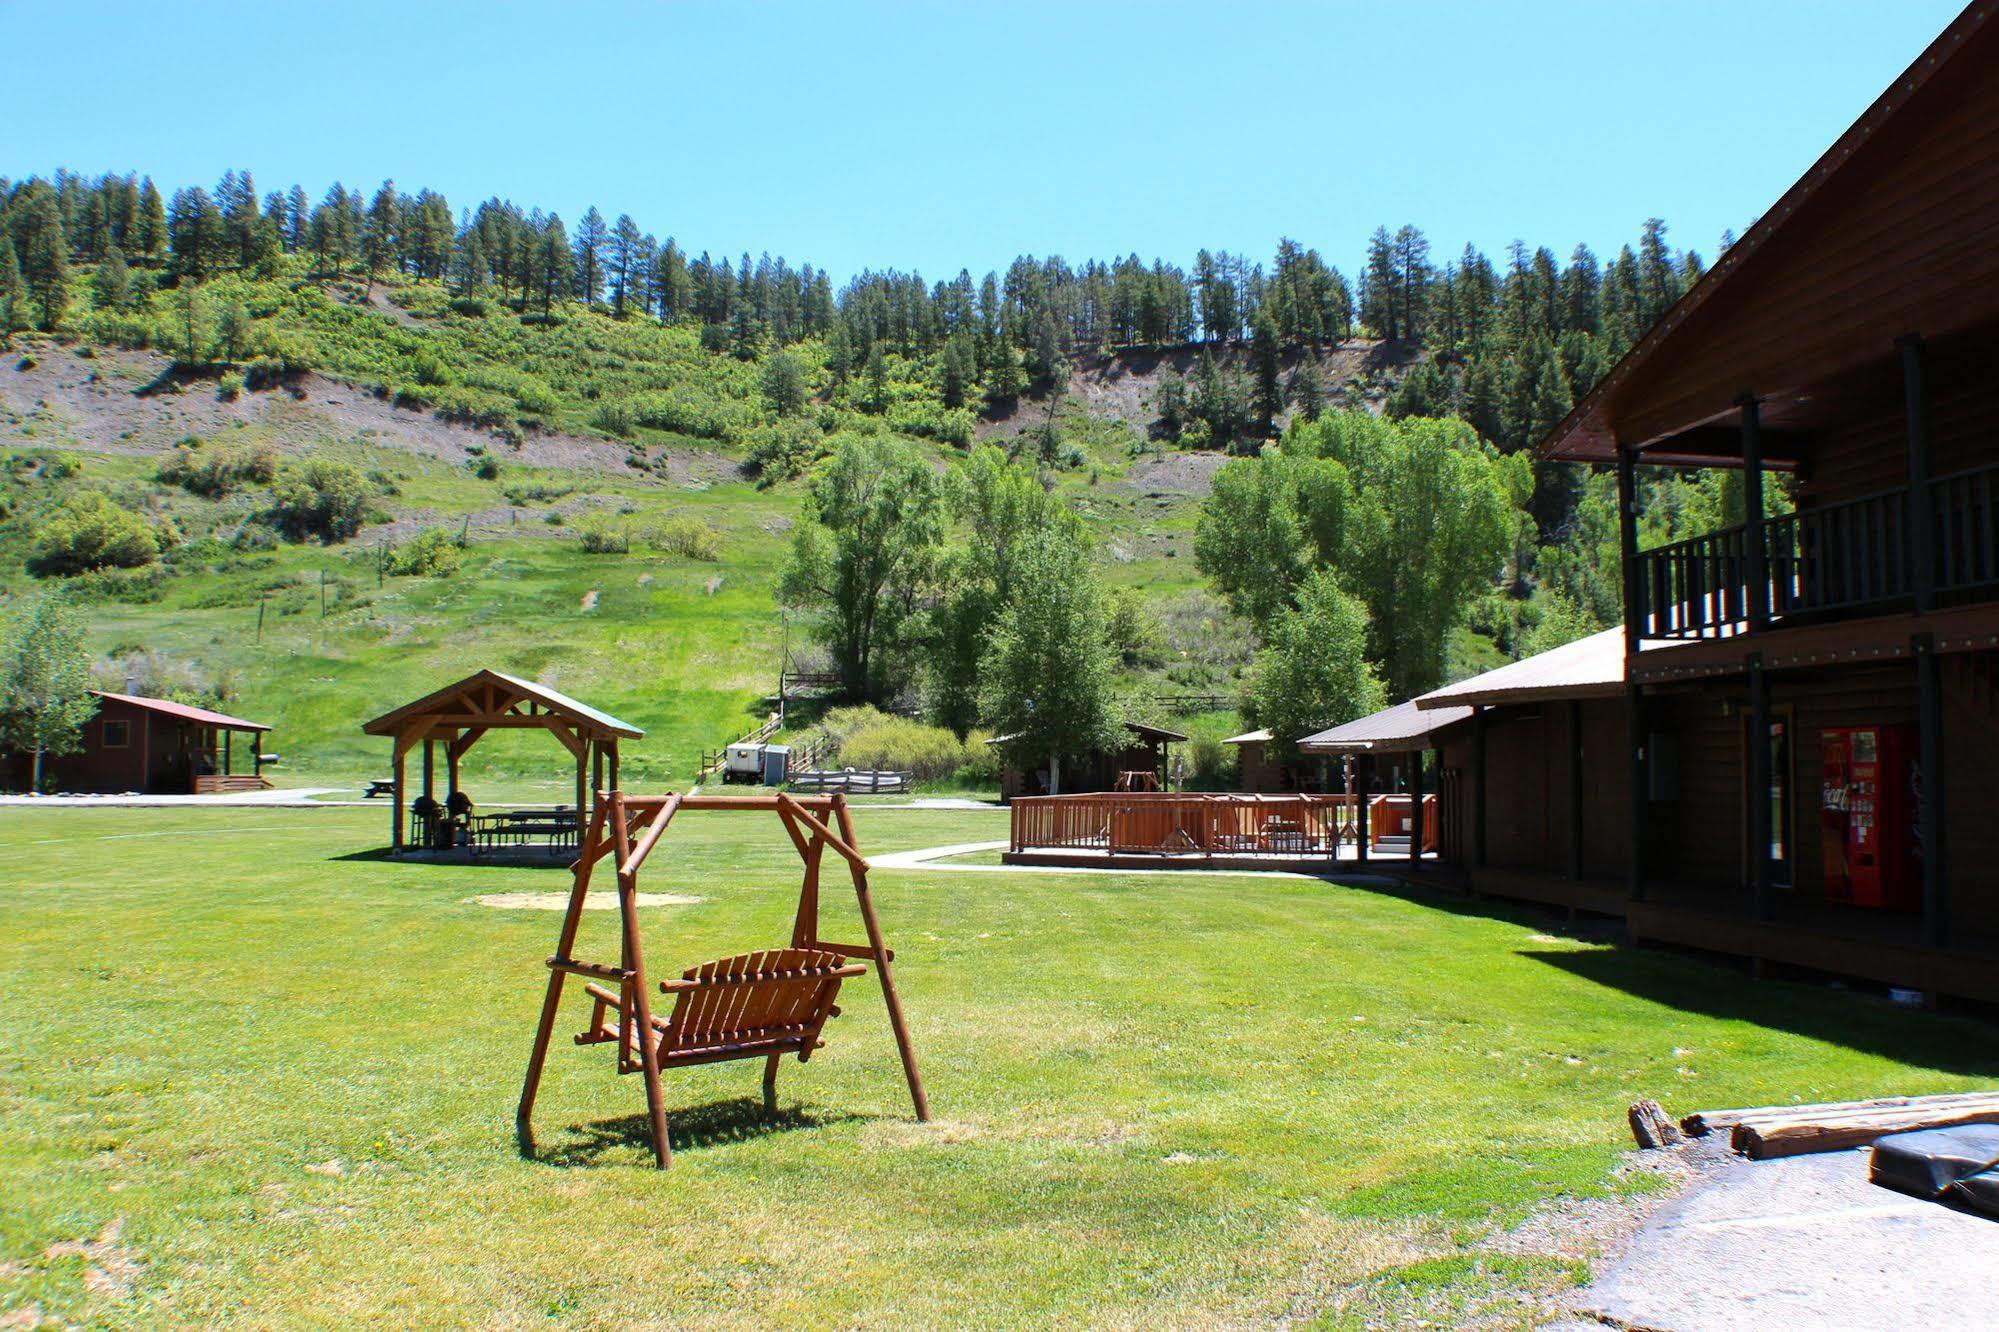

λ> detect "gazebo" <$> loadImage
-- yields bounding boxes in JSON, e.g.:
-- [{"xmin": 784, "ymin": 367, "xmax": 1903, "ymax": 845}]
[{"xmin": 360, "ymin": 669, "xmax": 644, "ymax": 855}]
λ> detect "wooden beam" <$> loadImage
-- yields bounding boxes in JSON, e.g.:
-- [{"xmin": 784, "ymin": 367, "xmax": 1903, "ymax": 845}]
[
  {"xmin": 618, "ymin": 792, "xmax": 683, "ymax": 879},
  {"xmin": 775, "ymin": 793, "xmax": 868, "ymax": 871}
]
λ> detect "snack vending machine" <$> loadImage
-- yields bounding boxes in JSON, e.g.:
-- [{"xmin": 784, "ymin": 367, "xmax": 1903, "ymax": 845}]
[{"xmin": 1819, "ymin": 725, "xmax": 1920, "ymax": 909}]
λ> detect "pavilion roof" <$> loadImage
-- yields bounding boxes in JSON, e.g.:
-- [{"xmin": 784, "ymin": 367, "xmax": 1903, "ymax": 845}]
[{"xmin": 360, "ymin": 669, "xmax": 644, "ymax": 739}]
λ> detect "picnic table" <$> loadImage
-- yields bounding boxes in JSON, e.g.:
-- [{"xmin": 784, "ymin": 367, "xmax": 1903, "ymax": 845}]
[
  {"xmin": 470, "ymin": 806, "xmax": 580, "ymax": 854},
  {"xmin": 364, "ymin": 779, "xmax": 395, "ymax": 799}
]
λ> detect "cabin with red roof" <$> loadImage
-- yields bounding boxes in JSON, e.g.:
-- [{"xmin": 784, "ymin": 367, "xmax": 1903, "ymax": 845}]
[{"xmin": 4, "ymin": 692, "xmax": 272, "ymax": 795}]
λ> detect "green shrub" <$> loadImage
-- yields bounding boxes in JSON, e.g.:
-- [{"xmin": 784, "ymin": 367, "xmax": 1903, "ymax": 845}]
[
  {"xmin": 647, "ymin": 515, "xmax": 720, "ymax": 561},
  {"xmin": 218, "ymin": 370, "xmax": 246, "ymax": 400},
  {"xmin": 384, "ymin": 526, "xmax": 462, "ymax": 577},
  {"xmin": 592, "ymin": 399, "xmax": 637, "ymax": 438},
  {"xmin": 574, "ymin": 513, "xmax": 630, "ymax": 554},
  {"xmin": 157, "ymin": 438, "xmax": 279, "ymax": 498},
  {"xmin": 742, "ymin": 418, "xmax": 826, "ymax": 484},
  {"xmin": 267, "ymin": 460, "xmax": 371, "ymax": 542},
  {"xmin": 30, "ymin": 491, "xmax": 166, "ymax": 576},
  {"xmin": 470, "ymin": 453, "xmax": 502, "ymax": 481},
  {"xmin": 504, "ymin": 479, "xmax": 576, "ymax": 505},
  {"xmin": 818, "ymin": 706, "xmax": 988, "ymax": 781}
]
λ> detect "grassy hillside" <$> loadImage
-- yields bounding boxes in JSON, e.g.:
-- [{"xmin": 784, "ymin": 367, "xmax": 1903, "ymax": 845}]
[{"xmin": 1, "ymin": 262, "xmax": 1263, "ymax": 786}]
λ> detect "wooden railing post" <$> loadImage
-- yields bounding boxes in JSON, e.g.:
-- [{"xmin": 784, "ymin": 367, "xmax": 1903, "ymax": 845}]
[
  {"xmin": 1617, "ymin": 448, "xmax": 1647, "ymax": 899},
  {"xmin": 1740, "ymin": 395, "xmax": 1770, "ymax": 633}
]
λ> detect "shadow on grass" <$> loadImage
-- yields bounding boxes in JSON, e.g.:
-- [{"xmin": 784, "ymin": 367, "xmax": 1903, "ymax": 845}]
[
  {"xmin": 529, "ymin": 1097, "xmax": 870, "ymax": 1167},
  {"xmin": 327, "ymin": 847, "xmax": 573, "ymax": 869},
  {"xmin": 1521, "ymin": 946, "xmax": 1999, "ymax": 1078}
]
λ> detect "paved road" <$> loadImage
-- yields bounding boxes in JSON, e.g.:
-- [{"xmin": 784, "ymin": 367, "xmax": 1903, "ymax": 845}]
[{"xmin": 1569, "ymin": 1148, "xmax": 1999, "ymax": 1330}]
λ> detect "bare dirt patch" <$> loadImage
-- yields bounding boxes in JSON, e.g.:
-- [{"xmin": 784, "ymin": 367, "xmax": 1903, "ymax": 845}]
[
  {"xmin": 0, "ymin": 345, "xmax": 729, "ymax": 479},
  {"xmin": 470, "ymin": 891, "xmax": 701, "ymax": 910}
]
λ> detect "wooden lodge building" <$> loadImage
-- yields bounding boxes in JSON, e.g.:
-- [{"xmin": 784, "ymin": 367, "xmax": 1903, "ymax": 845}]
[
  {"xmin": 1405, "ymin": 5, "xmax": 1999, "ymax": 1006},
  {"xmin": 992, "ymin": 721, "xmax": 1187, "ymax": 800},
  {"xmin": 3, "ymin": 691, "xmax": 272, "ymax": 795}
]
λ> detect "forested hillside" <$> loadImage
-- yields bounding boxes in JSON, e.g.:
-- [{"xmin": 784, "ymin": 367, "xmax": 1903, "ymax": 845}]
[{"xmin": 0, "ymin": 167, "xmax": 1767, "ymax": 786}]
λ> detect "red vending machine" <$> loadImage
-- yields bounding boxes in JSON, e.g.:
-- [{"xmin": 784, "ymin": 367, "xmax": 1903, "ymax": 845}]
[{"xmin": 1819, "ymin": 725, "xmax": 1920, "ymax": 910}]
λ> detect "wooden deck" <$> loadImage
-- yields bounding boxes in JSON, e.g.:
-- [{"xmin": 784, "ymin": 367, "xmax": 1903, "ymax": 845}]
[{"xmin": 1007, "ymin": 792, "xmax": 1440, "ymax": 861}]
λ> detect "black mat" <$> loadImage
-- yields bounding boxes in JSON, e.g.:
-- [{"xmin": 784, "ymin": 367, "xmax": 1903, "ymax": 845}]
[{"xmin": 1870, "ymin": 1124, "xmax": 1999, "ymax": 1219}]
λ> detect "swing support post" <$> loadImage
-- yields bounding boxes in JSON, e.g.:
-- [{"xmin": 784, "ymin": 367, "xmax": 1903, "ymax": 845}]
[{"xmin": 515, "ymin": 789, "xmax": 928, "ymax": 1169}]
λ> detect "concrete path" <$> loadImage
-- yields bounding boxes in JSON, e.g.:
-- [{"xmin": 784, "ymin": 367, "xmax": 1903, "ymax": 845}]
[
  {"xmin": 0, "ymin": 787, "xmax": 345, "ymax": 809},
  {"xmin": 1569, "ymin": 1148, "xmax": 1999, "ymax": 1330}
]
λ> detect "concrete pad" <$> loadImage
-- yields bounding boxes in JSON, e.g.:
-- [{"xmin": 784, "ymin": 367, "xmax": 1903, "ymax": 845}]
[
  {"xmin": 0, "ymin": 787, "xmax": 345, "ymax": 808},
  {"xmin": 1575, "ymin": 1148, "xmax": 1999, "ymax": 1330}
]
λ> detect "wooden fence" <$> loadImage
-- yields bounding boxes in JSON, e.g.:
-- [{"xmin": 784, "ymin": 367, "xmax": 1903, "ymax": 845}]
[{"xmin": 1008, "ymin": 793, "xmax": 1365, "ymax": 857}]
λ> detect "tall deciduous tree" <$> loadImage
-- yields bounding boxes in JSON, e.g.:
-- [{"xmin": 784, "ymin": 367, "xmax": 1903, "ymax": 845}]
[
  {"xmin": 977, "ymin": 526, "xmax": 1119, "ymax": 794},
  {"xmin": 1247, "ymin": 570, "xmax": 1386, "ymax": 753},
  {"xmin": 778, "ymin": 436, "xmax": 942, "ymax": 703},
  {"xmin": 1, "ymin": 592, "xmax": 97, "ymax": 792}
]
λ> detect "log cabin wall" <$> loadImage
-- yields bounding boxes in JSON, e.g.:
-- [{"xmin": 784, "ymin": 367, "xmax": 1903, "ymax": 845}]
[
  {"xmin": 1940, "ymin": 650, "xmax": 1999, "ymax": 939},
  {"xmin": 1798, "ymin": 329, "xmax": 1999, "ymax": 509},
  {"xmin": 1482, "ymin": 708, "xmax": 1555, "ymax": 872},
  {"xmin": 1578, "ymin": 699, "xmax": 1630, "ymax": 879}
]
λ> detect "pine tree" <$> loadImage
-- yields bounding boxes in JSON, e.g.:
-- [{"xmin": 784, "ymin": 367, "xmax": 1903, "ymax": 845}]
[
  {"xmin": 93, "ymin": 243, "xmax": 131, "ymax": 311},
  {"xmin": 0, "ymin": 236, "xmax": 26, "ymax": 333},
  {"xmin": 607, "ymin": 214, "xmax": 643, "ymax": 317},
  {"xmin": 363, "ymin": 180, "xmax": 400, "ymax": 294},
  {"xmin": 134, "ymin": 179, "xmax": 167, "ymax": 263},
  {"xmin": 1250, "ymin": 311, "xmax": 1283, "ymax": 437},
  {"xmin": 284, "ymin": 184, "xmax": 310, "ymax": 251},
  {"xmin": 573, "ymin": 206, "xmax": 607, "ymax": 305},
  {"xmin": 534, "ymin": 215, "xmax": 571, "ymax": 316},
  {"xmin": 1287, "ymin": 360, "xmax": 1324, "ymax": 422},
  {"xmin": 19, "ymin": 192, "xmax": 71, "ymax": 330},
  {"xmin": 1360, "ymin": 226, "xmax": 1399, "ymax": 341}
]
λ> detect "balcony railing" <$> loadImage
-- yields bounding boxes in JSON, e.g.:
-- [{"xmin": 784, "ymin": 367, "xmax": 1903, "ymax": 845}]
[{"xmin": 1633, "ymin": 461, "xmax": 1999, "ymax": 640}]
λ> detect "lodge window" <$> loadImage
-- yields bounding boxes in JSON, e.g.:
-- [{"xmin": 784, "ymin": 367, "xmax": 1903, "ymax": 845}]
[{"xmin": 102, "ymin": 719, "xmax": 130, "ymax": 749}]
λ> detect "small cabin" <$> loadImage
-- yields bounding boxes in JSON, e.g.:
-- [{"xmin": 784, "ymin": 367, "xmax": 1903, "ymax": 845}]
[
  {"xmin": 5, "ymin": 691, "xmax": 272, "ymax": 794},
  {"xmin": 992, "ymin": 721, "xmax": 1187, "ymax": 800}
]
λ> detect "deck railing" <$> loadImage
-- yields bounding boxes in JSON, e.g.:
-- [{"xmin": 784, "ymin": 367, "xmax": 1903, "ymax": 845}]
[
  {"xmin": 1009, "ymin": 793, "xmax": 1364, "ymax": 857},
  {"xmin": 1633, "ymin": 462, "xmax": 1999, "ymax": 640}
]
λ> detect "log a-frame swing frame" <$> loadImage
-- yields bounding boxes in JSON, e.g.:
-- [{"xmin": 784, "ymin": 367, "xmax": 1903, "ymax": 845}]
[{"xmin": 517, "ymin": 789, "xmax": 930, "ymax": 1168}]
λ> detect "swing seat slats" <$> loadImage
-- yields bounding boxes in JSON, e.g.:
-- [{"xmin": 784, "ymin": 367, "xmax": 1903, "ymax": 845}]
[{"xmin": 572, "ymin": 949, "xmax": 863, "ymax": 1070}]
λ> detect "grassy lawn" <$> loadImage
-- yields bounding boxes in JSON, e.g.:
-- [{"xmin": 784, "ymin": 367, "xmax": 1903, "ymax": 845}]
[{"xmin": 5, "ymin": 804, "xmax": 1997, "ymax": 1328}]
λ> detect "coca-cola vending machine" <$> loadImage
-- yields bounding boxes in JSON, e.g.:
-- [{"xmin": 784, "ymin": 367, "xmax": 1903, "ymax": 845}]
[{"xmin": 1819, "ymin": 725, "xmax": 1920, "ymax": 909}]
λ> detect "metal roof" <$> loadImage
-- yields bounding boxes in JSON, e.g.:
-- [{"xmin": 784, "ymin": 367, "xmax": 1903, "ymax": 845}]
[
  {"xmin": 1416, "ymin": 629, "xmax": 1625, "ymax": 708},
  {"xmin": 1221, "ymin": 728, "xmax": 1272, "ymax": 745},
  {"xmin": 985, "ymin": 720, "xmax": 1189, "ymax": 747},
  {"xmin": 360, "ymin": 668, "xmax": 645, "ymax": 739},
  {"xmin": 1297, "ymin": 698, "xmax": 1474, "ymax": 753},
  {"xmin": 94, "ymin": 691, "xmax": 271, "ymax": 733},
  {"xmin": 1538, "ymin": 3, "xmax": 1998, "ymax": 465}
]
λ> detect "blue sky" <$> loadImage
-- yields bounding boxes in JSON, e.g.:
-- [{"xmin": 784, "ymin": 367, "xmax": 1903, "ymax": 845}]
[{"xmin": 0, "ymin": 0, "xmax": 1967, "ymax": 281}]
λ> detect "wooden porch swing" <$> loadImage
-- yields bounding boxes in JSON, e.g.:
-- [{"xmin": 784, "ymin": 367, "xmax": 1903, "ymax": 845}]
[{"xmin": 516, "ymin": 789, "xmax": 930, "ymax": 1169}]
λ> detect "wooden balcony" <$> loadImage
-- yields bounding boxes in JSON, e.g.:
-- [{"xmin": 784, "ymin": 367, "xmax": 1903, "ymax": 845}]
[{"xmin": 1634, "ymin": 462, "xmax": 1999, "ymax": 641}]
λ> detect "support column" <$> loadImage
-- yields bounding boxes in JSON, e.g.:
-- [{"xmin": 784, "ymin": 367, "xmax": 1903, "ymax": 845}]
[
  {"xmin": 223, "ymin": 729, "xmax": 232, "ymax": 778},
  {"xmin": 1471, "ymin": 707, "xmax": 1487, "ymax": 869},
  {"xmin": 1568, "ymin": 699, "xmax": 1585, "ymax": 880},
  {"xmin": 1408, "ymin": 749, "xmax": 1424, "ymax": 871},
  {"xmin": 1355, "ymin": 755, "xmax": 1370, "ymax": 864},
  {"xmin": 390, "ymin": 743, "xmax": 406, "ymax": 854},
  {"xmin": 422, "ymin": 737, "xmax": 435, "ymax": 802},
  {"xmin": 1748, "ymin": 654, "xmax": 1772, "ymax": 920},
  {"xmin": 607, "ymin": 740, "xmax": 620, "ymax": 794},
  {"xmin": 446, "ymin": 732, "xmax": 461, "ymax": 803},
  {"xmin": 1740, "ymin": 395, "xmax": 1769, "ymax": 632},
  {"xmin": 1915, "ymin": 633, "xmax": 1947, "ymax": 947},
  {"xmin": 1618, "ymin": 449, "xmax": 1647, "ymax": 899},
  {"xmin": 574, "ymin": 733, "xmax": 588, "ymax": 816},
  {"xmin": 1901, "ymin": 334, "xmax": 1935, "ymax": 613}
]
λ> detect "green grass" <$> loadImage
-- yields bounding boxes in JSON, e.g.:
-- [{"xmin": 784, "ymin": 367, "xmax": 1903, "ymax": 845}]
[
  {"xmin": 0, "ymin": 438, "xmax": 795, "ymax": 786},
  {"xmin": 5, "ymin": 804, "xmax": 1996, "ymax": 1327}
]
